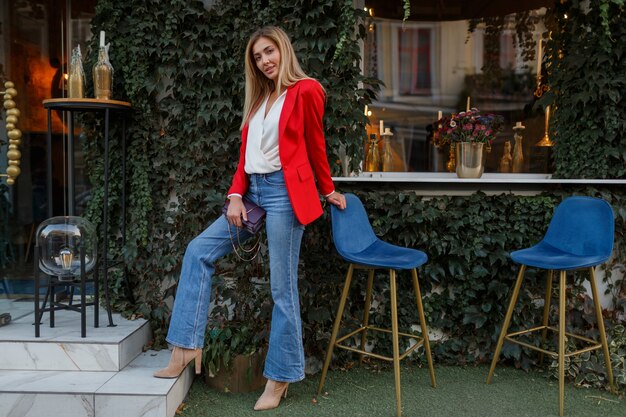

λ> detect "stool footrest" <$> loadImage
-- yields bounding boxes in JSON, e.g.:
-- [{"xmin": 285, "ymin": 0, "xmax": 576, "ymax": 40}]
[
  {"xmin": 505, "ymin": 325, "xmax": 602, "ymax": 358},
  {"xmin": 334, "ymin": 325, "xmax": 425, "ymax": 362},
  {"xmin": 41, "ymin": 301, "xmax": 96, "ymax": 313}
]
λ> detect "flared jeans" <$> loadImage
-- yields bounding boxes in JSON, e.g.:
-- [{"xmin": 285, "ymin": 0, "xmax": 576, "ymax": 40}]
[{"xmin": 166, "ymin": 170, "xmax": 306, "ymax": 382}]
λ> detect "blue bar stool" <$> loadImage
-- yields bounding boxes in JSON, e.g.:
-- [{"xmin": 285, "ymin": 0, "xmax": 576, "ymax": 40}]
[
  {"xmin": 316, "ymin": 194, "xmax": 436, "ymax": 417},
  {"xmin": 486, "ymin": 196, "xmax": 615, "ymax": 416}
]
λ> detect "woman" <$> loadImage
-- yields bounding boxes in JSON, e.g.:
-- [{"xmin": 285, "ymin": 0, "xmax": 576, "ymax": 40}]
[{"xmin": 153, "ymin": 26, "xmax": 347, "ymax": 411}]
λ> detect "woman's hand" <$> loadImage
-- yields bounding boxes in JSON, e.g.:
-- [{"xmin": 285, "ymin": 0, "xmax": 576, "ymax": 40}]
[
  {"xmin": 326, "ymin": 191, "xmax": 347, "ymax": 210},
  {"xmin": 226, "ymin": 196, "xmax": 247, "ymax": 227}
]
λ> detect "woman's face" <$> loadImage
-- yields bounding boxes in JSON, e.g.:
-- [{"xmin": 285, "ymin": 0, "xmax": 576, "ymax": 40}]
[{"xmin": 252, "ymin": 36, "xmax": 281, "ymax": 81}]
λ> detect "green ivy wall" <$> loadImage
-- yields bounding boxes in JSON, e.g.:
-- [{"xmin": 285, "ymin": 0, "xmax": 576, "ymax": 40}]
[
  {"xmin": 542, "ymin": 0, "xmax": 626, "ymax": 178},
  {"xmin": 84, "ymin": 0, "xmax": 625, "ymax": 393}
]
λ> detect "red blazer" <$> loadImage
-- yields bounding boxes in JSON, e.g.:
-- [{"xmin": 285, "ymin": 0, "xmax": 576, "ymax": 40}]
[{"xmin": 227, "ymin": 79, "xmax": 335, "ymax": 225}]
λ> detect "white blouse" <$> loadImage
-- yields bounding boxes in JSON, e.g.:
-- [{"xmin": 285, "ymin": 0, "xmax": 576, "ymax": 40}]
[{"xmin": 244, "ymin": 90, "xmax": 287, "ymax": 174}]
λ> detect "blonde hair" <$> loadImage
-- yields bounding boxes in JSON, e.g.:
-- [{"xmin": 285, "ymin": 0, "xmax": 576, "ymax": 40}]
[{"xmin": 241, "ymin": 26, "xmax": 312, "ymax": 129}]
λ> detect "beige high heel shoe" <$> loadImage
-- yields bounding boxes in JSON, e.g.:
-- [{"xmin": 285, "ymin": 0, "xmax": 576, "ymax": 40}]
[
  {"xmin": 153, "ymin": 346, "xmax": 202, "ymax": 378},
  {"xmin": 253, "ymin": 379, "xmax": 289, "ymax": 411}
]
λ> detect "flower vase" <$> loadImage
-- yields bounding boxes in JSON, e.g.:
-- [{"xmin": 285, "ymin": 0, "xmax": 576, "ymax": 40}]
[
  {"xmin": 365, "ymin": 133, "xmax": 380, "ymax": 172},
  {"xmin": 68, "ymin": 45, "xmax": 85, "ymax": 98},
  {"xmin": 455, "ymin": 142, "xmax": 486, "ymax": 178},
  {"xmin": 381, "ymin": 128, "xmax": 394, "ymax": 172},
  {"xmin": 93, "ymin": 46, "xmax": 113, "ymax": 100}
]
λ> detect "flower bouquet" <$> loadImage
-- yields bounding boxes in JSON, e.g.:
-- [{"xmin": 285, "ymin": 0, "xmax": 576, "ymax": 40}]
[
  {"xmin": 435, "ymin": 108, "xmax": 504, "ymax": 146},
  {"xmin": 433, "ymin": 109, "xmax": 504, "ymax": 178}
]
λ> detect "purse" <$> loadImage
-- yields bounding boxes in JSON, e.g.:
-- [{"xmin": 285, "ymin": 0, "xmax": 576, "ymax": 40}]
[
  {"xmin": 221, "ymin": 198, "xmax": 266, "ymax": 234},
  {"xmin": 222, "ymin": 198, "xmax": 266, "ymax": 261}
]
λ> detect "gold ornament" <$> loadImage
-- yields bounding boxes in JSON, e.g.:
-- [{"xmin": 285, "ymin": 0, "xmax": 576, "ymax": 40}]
[
  {"xmin": 6, "ymin": 165, "xmax": 20, "ymax": 177},
  {"xmin": 2, "ymin": 80, "xmax": 21, "ymax": 186},
  {"xmin": 7, "ymin": 129, "xmax": 21, "ymax": 140},
  {"xmin": 7, "ymin": 149, "xmax": 20, "ymax": 160}
]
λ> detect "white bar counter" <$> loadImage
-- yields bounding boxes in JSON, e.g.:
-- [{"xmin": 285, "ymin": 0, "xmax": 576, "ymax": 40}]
[{"xmin": 332, "ymin": 173, "xmax": 626, "ymax": 196}]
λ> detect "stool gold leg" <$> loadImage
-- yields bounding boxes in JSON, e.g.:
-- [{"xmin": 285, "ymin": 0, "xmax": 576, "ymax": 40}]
[
  {"xmin": 411, "ymin": 268, "xmax": 436, "ymax": 388},
  {"xmin": 359, "ymin": 269, "xmax": 375, "ymax": 364},
  {"xmin": 487, "ymin": 265, "xmax": 526, "ymax": 384},
  {"xmin": 317, "ymin": 263, "xmax": 355, "ymax": 396},
  {"xmin": 389, "ymin": 269, "xmax": 402, "ymax": 417},
  {"xmin": 539, "ymin": 270, "xmax": 554, "ymax": 365},
  {"xmin": 558, "ymin": 270, "xmax": 566, "ymax": 417},
  {"xmin": 588, "ymin": 267, "xmax": 615, "ymax": 392}
]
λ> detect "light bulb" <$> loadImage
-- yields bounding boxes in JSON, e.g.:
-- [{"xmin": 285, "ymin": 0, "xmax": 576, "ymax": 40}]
[{"xmin": 59, "ymin": 247, "xmax": 74, "ymax": 270}]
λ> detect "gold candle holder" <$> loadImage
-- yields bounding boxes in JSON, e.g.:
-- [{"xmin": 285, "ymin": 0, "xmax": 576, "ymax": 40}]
[
  {"xmin": 536, "ymin": 105, "xmax": 554, "ymax": 147},
  {"xmin": 447, "ymin": 142, "xmax": 456, "ymax": 172}
]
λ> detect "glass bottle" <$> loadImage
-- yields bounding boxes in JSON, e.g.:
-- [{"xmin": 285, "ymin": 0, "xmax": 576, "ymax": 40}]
[
  {"xmin": 381, "ymin": 128, "xmax": 394, "ymax": 172},
  {"xmin": 512, "ymin": 122, "xmax": 525, "ymax": 173},
  {"xmin": 365, "ymin": 133, "xmax": 380, "ymax": 172},
  {"xmin": 93, "ymin": 45, "xmax": 113, "ymax": 100},
  {"xmin": 68, "ymin": 45, "xmax": 85, "ymax": 98}
]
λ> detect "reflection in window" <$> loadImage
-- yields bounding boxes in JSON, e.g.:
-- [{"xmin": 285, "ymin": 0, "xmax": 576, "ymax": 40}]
[
  {"xmin": 363, "ymin": 11, "xmax": 549, "ymax": 174},
  {"xmin": 398, "ymin": 28, "xmax": 432, "ymax": 96},
  {"xmin": 0, "ymin": 0, "xmax": 96, "ymax": 313}
]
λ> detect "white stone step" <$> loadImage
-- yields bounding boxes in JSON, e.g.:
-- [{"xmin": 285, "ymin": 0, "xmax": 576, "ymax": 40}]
[
  {"xmin": 0, "ymin": 307, "xmax": 151, "ymax": 371},
  {"xmin": 0, "ymin": 350, "xmax": 194, "ymax": 417},
  {"xmin": 95, "ymin": 351, "xmax": 195, "ymax": 417}
]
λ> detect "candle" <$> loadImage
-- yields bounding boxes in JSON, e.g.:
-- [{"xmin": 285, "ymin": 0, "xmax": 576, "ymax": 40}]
[
  {"xmin": 100, "ymin": 30, "xmax": 105, "ymax": 47},
  {"xmin": 437, "ymin": 110, "xmax": 442, "ymax": 121},
  {"xmin": 379, "ymin": 120, "xmax": 384, "ymax": 136},
  {"xmin": 466, "ymin": 96, "xmax": 470, "ymax": 112},
  {"xmin": 364, "ymin": 105, "xmax": 369, "ymax": 116},
  {"xmin": 536, "ymin": 37, "xmax": 542, "ymax": 77}
]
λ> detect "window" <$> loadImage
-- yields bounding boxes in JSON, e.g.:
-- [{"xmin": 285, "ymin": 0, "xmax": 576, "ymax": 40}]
[
  {"xmin": 398, "ymin": 28, "xmax": 432, "ymax": 95},
  {"xmin": 362, "ymin": 12, "xmax": 547, "ymax": 173}
]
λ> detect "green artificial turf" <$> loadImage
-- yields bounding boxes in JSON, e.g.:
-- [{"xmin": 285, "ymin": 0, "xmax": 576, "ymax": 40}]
[{"xmin": 178, "ymin": 365, "xmax": 624, "ymax": 417}]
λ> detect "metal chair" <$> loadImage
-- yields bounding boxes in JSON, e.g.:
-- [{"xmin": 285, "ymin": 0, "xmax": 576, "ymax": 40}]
[
  {"xmin": 316, "ymin": 193, "xmax": 436, "ymax": 417},
  {"xmin": 487, "ymin": 196, "xmax": 615, "ymax": 416}
]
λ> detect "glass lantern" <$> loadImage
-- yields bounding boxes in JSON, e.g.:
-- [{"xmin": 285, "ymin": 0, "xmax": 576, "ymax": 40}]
[{"xmin": 36, "ymin": 216, "xmax": 97, "ymax": 281}]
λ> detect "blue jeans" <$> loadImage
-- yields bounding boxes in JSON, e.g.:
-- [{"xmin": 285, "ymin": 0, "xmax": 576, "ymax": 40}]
[{"xmin": 166, "ymin": 170, "xmax": 306, "ymax": 383}]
